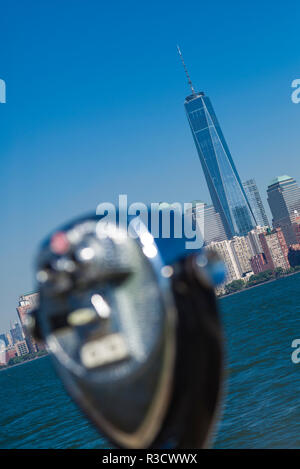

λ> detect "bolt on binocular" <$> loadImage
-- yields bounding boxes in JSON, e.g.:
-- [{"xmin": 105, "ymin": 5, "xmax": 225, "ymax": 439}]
[{"xmin": 29, "ymin": 212, "xmax": 225, "ymax": 449}]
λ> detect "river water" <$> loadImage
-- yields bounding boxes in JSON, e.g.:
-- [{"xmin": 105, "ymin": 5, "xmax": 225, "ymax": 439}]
[{"xmin": 1, "ymin": 273, "xmax": 299, "ymax": 448}]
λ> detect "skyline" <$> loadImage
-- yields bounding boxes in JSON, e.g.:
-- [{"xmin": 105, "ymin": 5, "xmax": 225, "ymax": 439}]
[{"xmin": 1, "ymin": 0, "xmax": 300, "ymax": 329}]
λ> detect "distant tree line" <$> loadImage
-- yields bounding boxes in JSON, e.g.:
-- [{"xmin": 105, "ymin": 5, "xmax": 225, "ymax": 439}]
[
  {"xmin": 0, "ymin": 349, "xmax": 48, "ymax": 370},
  {"xmin": 223, "ymin": 265, "xmax": 300, "ymax": 296}
]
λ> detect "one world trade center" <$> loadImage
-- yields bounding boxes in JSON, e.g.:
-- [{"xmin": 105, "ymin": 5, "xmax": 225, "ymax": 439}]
[{"xmin": 178, "ymin": 46, "xmax": 256, "ymax": 238}]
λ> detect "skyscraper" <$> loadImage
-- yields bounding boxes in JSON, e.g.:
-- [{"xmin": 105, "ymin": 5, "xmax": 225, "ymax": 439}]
[
  {"xmin": 243, "ymin": 179, "xmax": 269, "ymax": 227},
  {"xmin": 17, "ymin": 293, "xmax": 39, "ymax": 353},
  {"xmin": 186, "ymin": 201, "xmax": 228, "ymax": 245},
  {"xmin": 178, "ymin": 47, "xmax": 256, "ymax": 238},
  {"xmin": 10, "ymin": 321, "xmax": 23, "ymax": 344},
  {"xmin": 247, "ymin": 225, "xmax": 269, "ymax": 256},
  {"xmin": 267, "ymin": 175, "xmax": 300, "ymax": 246},
  {"xmin": 0, "ymin": 333, "xmax": 8, "ymax": 347},
  {"xmin": 230, "ymin": 236, "xmax": 253, "ymax": 276}
]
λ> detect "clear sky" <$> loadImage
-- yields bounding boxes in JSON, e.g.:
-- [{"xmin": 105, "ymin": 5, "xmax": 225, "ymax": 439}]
[{"xmin": 1, "ymin": 0, "xmax": 299, "ymax": 330}]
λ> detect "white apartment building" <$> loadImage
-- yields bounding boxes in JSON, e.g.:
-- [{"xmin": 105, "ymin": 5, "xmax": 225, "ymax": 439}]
[
  {"xmin": 206, "ymin": 240, "xmax": 241, "ymax": 285},
  {"xmin": 230, "ymin": 236, "xmax": 253, "ymax": 276}
]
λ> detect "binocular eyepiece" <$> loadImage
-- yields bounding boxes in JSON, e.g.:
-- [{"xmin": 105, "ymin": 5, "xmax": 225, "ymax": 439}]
[{"xmin": 29, "ymin": 213, "xmax": 225, "ymax": 449}]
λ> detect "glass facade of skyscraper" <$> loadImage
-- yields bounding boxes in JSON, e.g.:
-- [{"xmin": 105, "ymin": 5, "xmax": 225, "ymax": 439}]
[
  {"xmin": 184, "ymin": 92, "xmax": 256, "ymax": 238},
  {"xmin": 243, "ymin": 178, "xmax": 269, "ymax": 227}
]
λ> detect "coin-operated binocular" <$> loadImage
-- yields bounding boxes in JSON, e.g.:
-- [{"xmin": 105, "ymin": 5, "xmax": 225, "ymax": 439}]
[{"xmin": 29, "ymin": 212, "xmax": 226, "ymax": 449}]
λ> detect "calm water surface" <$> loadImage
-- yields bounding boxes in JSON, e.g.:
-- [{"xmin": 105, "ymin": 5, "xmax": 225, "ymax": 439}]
[{"xmin": 1, "ymin": 273, "xmax": 300, "ymax": 448}]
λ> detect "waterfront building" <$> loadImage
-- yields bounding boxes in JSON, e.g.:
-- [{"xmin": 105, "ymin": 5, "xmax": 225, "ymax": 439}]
[
  {"xmin": 288, "ymin": 244, "xmax": 300, "ymax": 268},
  {"xmin": 267, "ymin": 175, "xmax": 300, "ymax": 246},
  {"xmin": 10, "ymin": 321, "xmax": 23, "ymax": 344},
  {"xmin": 243, "ymin": 179, "xmax": 269, "ymax": 227},
  {"xmin": 5, "ymin": 345, "xmax": 17, "ymax": 362},
  {"xmin": 0, "ymin": 340, "xmax": 6, "ymax": 365},
  {"xmin": 292, "ymin": 214, "xmax": 300, "ymax": 244},
  {"xmin": 178, "ymin": 47, "xmax": 256, "ymax": 238},
  {"xmin": 206, "ymin": 239, "xmax": 241, "ymax": 284},
  {"xmin": 0, "ymin": 333, "xmax": 8, "ymax": 347},
  {"xmin": 15, "ymin": 340, "xmax": 29, "ymax": 356},
  {"xmin": 230, "ymin": 236, "xmax": 253, "ymax": 276},
  {"xmin": 247, "ymin": 225, "xmax": 269, "ymax": 256},
  {"xmin": 206, "ymin": 235, "xmax": 256, "ymax": 285},
  {"xmin": 16, "ymin": 293, "xmax": 39, "ymax": 353},
  {"xmin": 259, "ymin": 228, "xmax": 290, "ymax": 271},
  {"xmin": 6, "ymin": 332, "xmax": 13, "ymax": 346},
  {"xmin": 250, "ymin": 253, "xmax": 271, "ymax": 275}
]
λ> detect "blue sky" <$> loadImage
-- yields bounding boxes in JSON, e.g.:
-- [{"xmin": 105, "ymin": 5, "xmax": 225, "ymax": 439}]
[{"xmin": 1, "ymin": 0, "xmax": 299, "ymax": 329}]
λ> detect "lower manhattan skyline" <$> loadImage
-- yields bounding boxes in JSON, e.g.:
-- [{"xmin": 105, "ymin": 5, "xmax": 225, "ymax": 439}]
[{"xmin": 1, "ymin": 0, "xmax": 300, "ymax": 330}]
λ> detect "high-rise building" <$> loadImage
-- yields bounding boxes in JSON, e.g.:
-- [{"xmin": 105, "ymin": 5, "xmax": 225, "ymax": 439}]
[
  {"xmin": 267, "ymin": 175, "xmax": 300, "ymax": 246},
  {"xmin": 243, "ymin": 179, "xmax": 269, "ymax": 227},
  {"xmin": 186, "ymin": 201, "xmax": 227, "ymax": 245},
  {"xmin": 6, "ymin": 332, "xmax": 13, "ymax": 346},
  {"xmin": 247, "ymin": 225, "xmax": 269, "ymax": 256},
  {"xmin": 230, "ymin": 236, "xmax": 253, "ymax": 276},
  {"xmin": 16, "ymin": 293, "xmax": 39, "ymax": 353},
  {"xmin": 178, "ymin": 47, "xmax": 256, "ymax": 238},
  {"xmin": 15, "ymin": 340, "xmax": 29, "ymax": 357},
  {"xmin": 259, "ymin": 228, "xmax": 290, "ymax": 271},
  {"xmin": 0, "ymin": 333, "xmax": 8, "ymax": 347},
  {"xmin": 292, "ymin": 216, "xmax": 300, "ymax": 244},
  {"xmin": 10, "ymin": 321, "xmax": 23, "ymax": 344},
  {"xmin": 288, "ymin": 244, "xmax": 300, "ymax": 268},
  {"xmin": 206, "ymin": 239, "xmax": 241, "ymax": 285},
  {"xmin": 0, "ymin": 340, "xmax": 6, "ymax": 366}
]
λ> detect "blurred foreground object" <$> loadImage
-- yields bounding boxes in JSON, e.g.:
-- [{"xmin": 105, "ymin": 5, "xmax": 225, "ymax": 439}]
[{"xmin": 30, "ymin": 213, "xmax": 225, "ymax": 449}]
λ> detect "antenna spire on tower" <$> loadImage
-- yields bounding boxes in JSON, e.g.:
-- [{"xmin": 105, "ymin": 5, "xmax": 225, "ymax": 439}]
[{"xmin": 177, "ymin": 45, "xmax": 196, "ymax": 94}]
